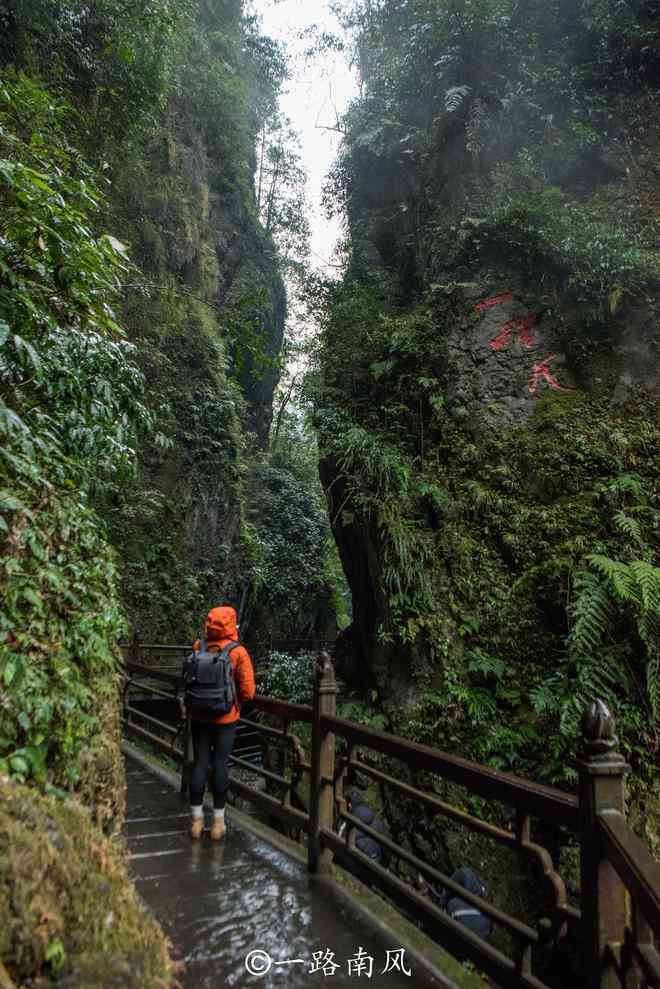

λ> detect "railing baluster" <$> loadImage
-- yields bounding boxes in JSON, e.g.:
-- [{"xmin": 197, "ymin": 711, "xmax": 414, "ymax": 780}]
[
  {"xmin": 578, "ymin": 700, "xmax": 630, "ymax": 989},
  {"xmin": 308, "ymin": 652, "xmax": 337, "ymax": 874},
  {"xmin": 121, "ymin": 655, "xmax": 659, "ymax": 989}
]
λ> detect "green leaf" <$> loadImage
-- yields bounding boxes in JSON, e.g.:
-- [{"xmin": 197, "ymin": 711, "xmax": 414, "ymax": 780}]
[
  {"xmin": 0, "ymin": 490, "xmax": 26, "ymax": 511},
  {"xmin": 21, "ymin": 587, "xmax": 42, "ymax": 607},
  {"xmin": 45, "ymin": 938, "xmax": 66, "ymax": 973},
  {"xmin": 9, "ymin": 754, "xmax": 29, "ymax": 774}
]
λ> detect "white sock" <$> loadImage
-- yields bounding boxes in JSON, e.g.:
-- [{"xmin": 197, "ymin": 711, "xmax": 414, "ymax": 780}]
[
  {"xmin": 213, "ymin": 808, "xmax": 225, "ymax": 822},
  {"xmin": 191, "ymin": 805, "xmax": 203, "ymax": 819}
]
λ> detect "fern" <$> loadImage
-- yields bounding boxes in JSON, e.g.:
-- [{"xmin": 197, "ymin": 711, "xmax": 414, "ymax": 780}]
[
  {"xmin": 530, "ymin": 678, "xmax": 560, "ymax": 714},
  {"xmin": 613, "ymin": 509, "xmax": 643, "ymax": 544},
  {"xmin": 588, "ymin": 554, "xmax": 639, "ymax": 605},
  {"xmin": 466, "ymin": 96, "xmax": 487, "ymax": 154},
  {"xmin": 444, "ymin": 85, "xmax": 471, "ymax": 113},
  {"xmin": 647, "ymin": 655, "xmax": 660, "ymax": 718},
  {"xmin": 528, "ymin": 485, "xmax": 658, "ymax": 750},
  {"xmin": 569, "ymin": 568, "xmax": 612, "ymax": 657},
  {"xmin": 605, "ymin": 473, "xmax": 645, "ymax": 502},
  {"xmin": 561, "ymin": 554, "xmax": 660, "ymax": 728},
  {"xmin": 629, "ymin": 560, "xmax": 660, "ymax": 612}
]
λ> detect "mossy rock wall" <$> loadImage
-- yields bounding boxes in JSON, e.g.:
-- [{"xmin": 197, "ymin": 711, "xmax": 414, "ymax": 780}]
[
  {"xmin": 319, "ymin": 0, "xmax": 660, "ymax": 797},
  {"xmin": 0, "ymin": 778, "xmax": 175, "ymax": 989},
  {"xmin": 106, "ymin": 92, "xmax": 286, "ymax": 642}
]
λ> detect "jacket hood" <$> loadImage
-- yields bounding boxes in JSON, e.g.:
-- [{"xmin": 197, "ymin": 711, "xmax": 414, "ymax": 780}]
[
  {"xmin": 451, "ymin": 867, "xmax": 485, "ymax": 897},
  {"xmin": 205, "ymin": 606, "xmax": 238, "ymax": 643},
  {"xmin": 346, "ymin": 788, "xmax": 365, "ymax": 810},
  {"xmin": 347, "ymin": 789, "xmax": 376, "ymax": 825}
]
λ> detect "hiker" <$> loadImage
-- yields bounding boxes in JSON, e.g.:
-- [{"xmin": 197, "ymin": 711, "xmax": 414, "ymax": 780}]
[
  {"xmin": 180, "ymin": 605, "xmax": 255, "ymax": 841},
  {"xmin": 342, "ymin": 787, "xmax": 388, "ymax": 864},
  {"xmin": 438, "ymin": 867, "xmax": 492, "ymax": 940}
]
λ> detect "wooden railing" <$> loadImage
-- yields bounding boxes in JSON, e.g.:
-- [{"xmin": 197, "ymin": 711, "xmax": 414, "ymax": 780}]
[
  {"xmin": 120, "ymin": 630, "xmax": 333, "ymax": 671},
  {"xmin": 121, "ymin": 651, "xmax": 659, "ymax": 989}
]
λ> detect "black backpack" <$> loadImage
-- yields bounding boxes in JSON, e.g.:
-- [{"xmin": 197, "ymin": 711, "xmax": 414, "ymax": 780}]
[{"xmin": 182, "ymin": 638, "xmax": 239, "ymax": 718}]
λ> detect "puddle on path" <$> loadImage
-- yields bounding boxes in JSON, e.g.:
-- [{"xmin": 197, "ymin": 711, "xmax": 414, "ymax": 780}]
[{"xmin": 124, "ymin": 755, "xmax": 444, "ymax": 989}]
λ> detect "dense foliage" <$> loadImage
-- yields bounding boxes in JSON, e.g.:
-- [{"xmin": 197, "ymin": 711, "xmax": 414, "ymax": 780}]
[
  {"xmin": 317, "ymin": 0, "xmax": 660, "ymax": 793},
  {"xmin": 0, "ymin": 74, "xmax": 144, "ymax": 793},
  {"xmin": 1, "ymin": 0, "xmax": 340, "ymax": 797},
  {"xmin": 258, "ymin": 650, "xmax": 317, "ymax": 705},
  {"xmin": 329, "ymin": 0, "xmax": 660, "ymax": 321},
  {"xmin": 0, "ymin": 2, "xmax": 338, "ymax": 983}
]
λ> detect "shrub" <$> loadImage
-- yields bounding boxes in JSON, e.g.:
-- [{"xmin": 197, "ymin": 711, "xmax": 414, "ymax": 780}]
[{"xmin": 257, "ymin": 651, "xmax": 316, "ymax": 705}]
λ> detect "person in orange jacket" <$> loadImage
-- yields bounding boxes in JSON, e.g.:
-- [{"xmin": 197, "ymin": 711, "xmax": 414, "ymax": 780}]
[{"xmin": 187, "ymin": 605, "xmax": 255, "ymax": 840}]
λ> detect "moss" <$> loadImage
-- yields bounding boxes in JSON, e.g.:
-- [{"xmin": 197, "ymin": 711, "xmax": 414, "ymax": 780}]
[
  {"xmin": 101, "ymin": 89, "xmax": 289, "ymax": 642},
  {"xmin": 0, "ymin": 777, "xmax": 176, "ymax": 989},
  {"xmin": 77, "ymin": 693, "xmax": 126, "ymax": 838},
  {"xmin": 320, "ymin": 285, "xmax": 659, "ymax": 787}
]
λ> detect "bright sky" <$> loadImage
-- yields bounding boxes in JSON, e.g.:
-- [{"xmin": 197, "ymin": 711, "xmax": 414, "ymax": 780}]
[{"xmin": 250, "ymin": 0, "xmax": 358, "ymax": 274}]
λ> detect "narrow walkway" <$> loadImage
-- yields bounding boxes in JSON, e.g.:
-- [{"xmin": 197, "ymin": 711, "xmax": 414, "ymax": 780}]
[{"xmin": 124, "ymin": 755, "xmax": 442, "ymax": 988}]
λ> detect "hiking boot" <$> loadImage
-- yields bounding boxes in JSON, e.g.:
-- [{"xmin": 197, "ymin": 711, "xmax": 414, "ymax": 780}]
[
  {"xmin": 190, "ymin": 817, "xmax": 204, "ymax": 840},
  {"xmin": 210, "ymin": 818, "xmax": 226, "ymax": 841}
]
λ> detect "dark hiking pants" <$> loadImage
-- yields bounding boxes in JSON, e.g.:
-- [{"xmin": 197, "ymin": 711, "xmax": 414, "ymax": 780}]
[{"xmin": 190, "ymin": 721, "xmax": 237, "ymax": 808}]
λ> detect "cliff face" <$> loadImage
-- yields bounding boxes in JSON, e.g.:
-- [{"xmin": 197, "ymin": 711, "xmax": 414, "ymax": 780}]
[
  {"xmin": 109, "ymin": 112, "xmax": 285, "ymax": 639},
  {"xmin": 319, "ymin": 0, "xmax": 660, "ymax": 794},
  {"xmin": 0, "ymin": 2, "xmax": 322, "ymax": 981},
  {"xmin": 100, "ymin": 0, "xmax": 290, "ymax": 641}
]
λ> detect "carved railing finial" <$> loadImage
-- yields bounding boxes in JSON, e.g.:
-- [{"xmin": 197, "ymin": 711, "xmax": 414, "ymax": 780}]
[
  {"xmin": 581, "ymin": 698, "xmax": 619, "ymax": 760},
  {"xmin": 316, "ymin": 650, "xmax": 336, "ymax": 688}
]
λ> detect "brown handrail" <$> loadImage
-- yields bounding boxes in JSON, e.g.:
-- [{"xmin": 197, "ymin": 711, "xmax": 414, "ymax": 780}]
[
  {"xmin": 323, "ymin": 713, "xmax": 579, "ymax": 829},
  {"xmin": 124, "ymin": 662, "xmax": 180, "ymax": 685},
  {"xmin": 122, "ymin": 662, "xmax": 312, "ymax": 835},
  {"xmin": 121, "ymin": 650, "xmax": 659, "ymax": 989},
  {"xmin": 338, "ymin": 809, "xmax": 539, "ymax": 944},
  {"xmin": 255, "ymin": 696, "xmax": 314, "ymax": 723},
  {"xmin": 598, "ymin": 810, "xmax": 660, "ymax": 939},
  {"xmin": 351, "ymin": 757, "xmax": 518, "ymax": 847},
  {"xmin": 322, "ymin": 827, "xmax": 549, "ymax": 989}
]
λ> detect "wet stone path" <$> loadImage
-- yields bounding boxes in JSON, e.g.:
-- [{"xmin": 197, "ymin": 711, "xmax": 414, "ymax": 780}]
[{"xmin": 124, "ymin": 755, "xmax": 441, "ymax": 989}]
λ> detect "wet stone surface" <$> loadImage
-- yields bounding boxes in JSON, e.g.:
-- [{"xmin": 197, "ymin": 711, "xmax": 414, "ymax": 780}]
[{"xmin": 124, "ymin": 755, "xmax": 441, "ymax": 989}]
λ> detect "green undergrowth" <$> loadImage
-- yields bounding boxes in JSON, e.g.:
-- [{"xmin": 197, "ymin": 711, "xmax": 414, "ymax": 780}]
[
  {"xmin": 0, "ymin": 66, "xmax": 172, "ymax": 986},
  {"xmin": 317, "ymin": 0, "xmax": 660, "ymax": 808},
  {"xmin": 0, "ymin": 430, "xmax": 126, "ymax": 821},
  {"xmin": 105, "ymin": 280, "xmax": 250, "ymax": 641},
  {"xmin": 325, "ymin": 385, "xmax": 659, "ymax": 787},
  {"xmin": 0, "ymin": 73, "xmax": 139, "ymax": 809},
  {"xmin": 317, "ymin": 280, "xmax": 659, "ymax": 789}
]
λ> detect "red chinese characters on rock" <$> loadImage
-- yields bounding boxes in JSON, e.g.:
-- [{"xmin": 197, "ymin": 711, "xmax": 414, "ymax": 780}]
[
  {"xmin": 474, "ymin": 292, "xmax": 569, "ymax": 394},
  {"xmin": 490, "ymin": 313, "xmax": 536, "ymax": 351},
  {"xmin": 473, "ymin": 292, "xmax": 537, "ymax": 350},
  {"xmin": 474, "ymin": 291, "xmax": 513, "ymax": 313},
  {"xmin": 528, "ymin": 354, "xmax": 569, "ymax": 395}
]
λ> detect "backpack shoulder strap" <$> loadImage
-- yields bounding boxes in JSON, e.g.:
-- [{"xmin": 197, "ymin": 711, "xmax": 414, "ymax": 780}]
[{"xmin": 218, "ymin": 640, "xmax": 240, "ymax": 657}]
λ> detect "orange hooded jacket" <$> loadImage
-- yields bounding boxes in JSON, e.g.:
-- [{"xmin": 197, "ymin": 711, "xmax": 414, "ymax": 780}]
[{"xmin": 190, "ymin": 606, "xmax": 255, "ymax": 725}]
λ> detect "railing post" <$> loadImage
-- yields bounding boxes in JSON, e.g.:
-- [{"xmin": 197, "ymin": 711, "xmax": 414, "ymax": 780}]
[
  {"xmin": 578, "ymin": 699, "xmax": 631, "ymax": 989},
  {"xmin": 308, "ymin": 651, "xmax": 337, "ymax": 874}
]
